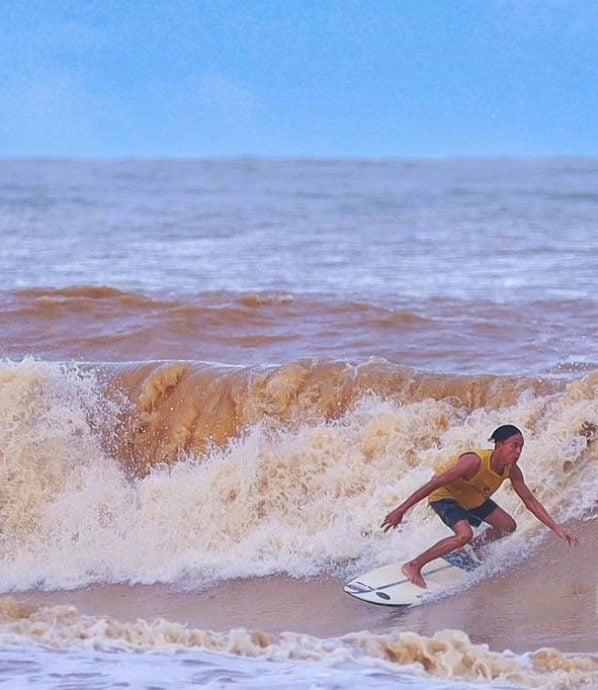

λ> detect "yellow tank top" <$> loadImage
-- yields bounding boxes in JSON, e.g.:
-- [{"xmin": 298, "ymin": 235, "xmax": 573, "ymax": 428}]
[{"xmin": 428, "ymin": 448, "xmax": 510, "ymax": 509}]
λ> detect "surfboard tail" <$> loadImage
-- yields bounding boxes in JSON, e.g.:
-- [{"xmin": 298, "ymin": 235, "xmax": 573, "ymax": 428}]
[{"xmin": 441, "ymin": 548, "xmax": 482, "ymax": 572}]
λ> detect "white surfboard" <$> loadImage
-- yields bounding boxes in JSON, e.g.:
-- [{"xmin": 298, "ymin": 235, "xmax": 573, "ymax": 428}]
[{"xmin": 344, "ymin": 551, "xmax": 480, "ymax": 607}]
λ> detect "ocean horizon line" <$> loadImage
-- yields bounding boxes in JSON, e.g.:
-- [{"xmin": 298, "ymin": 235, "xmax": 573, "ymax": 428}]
[{"xmin": 2, "ymin": 153, "xmax": 598, "ymax": 164}]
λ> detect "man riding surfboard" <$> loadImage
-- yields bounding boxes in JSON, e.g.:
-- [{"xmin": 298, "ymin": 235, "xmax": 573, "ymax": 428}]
[{"xmin": 381, "ymin": 424, "xmax": 580, "ymax": 588}]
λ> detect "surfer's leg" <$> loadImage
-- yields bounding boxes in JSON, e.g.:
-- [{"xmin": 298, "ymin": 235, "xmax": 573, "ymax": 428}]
[
  {"xmin": 470, "ymin": 505, "xmax": 516, "ymax": 550},
  {"xmin": 402, "ymin": 519, "xmax": 473, "ymax": 589}
]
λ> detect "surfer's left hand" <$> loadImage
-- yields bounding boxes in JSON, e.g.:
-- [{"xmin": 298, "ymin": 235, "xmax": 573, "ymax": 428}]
[{"xmin": 555, "ymin": 526, "xmax": 580, "ymax": 547}]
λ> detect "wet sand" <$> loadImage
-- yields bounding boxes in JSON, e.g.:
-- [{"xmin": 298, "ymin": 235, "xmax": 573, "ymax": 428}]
[{"xmin": 18, "ymin": 520, "xmax": 597, "ymax": 655}]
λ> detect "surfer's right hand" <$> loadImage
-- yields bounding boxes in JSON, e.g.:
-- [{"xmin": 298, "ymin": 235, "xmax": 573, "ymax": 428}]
[{"xmin": 381, "ymin": 506, "xmax": 406, "ymax": 532}]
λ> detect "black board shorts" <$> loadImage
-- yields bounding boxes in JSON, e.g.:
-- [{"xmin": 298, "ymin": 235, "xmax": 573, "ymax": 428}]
[{"xmin": 430, "ymin": 498, "xmax": 498, "ymax": 528}]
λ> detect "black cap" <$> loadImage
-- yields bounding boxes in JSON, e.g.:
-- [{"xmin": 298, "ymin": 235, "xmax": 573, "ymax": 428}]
[{"xmin": 489, "ymin": 424, "xmax": 523, "ymax": 443}]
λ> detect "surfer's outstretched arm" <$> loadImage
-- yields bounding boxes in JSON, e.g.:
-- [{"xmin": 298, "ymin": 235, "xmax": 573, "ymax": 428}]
[{"xmin": 509, "ymin": 465, "xmax": 580, "ymax": 547}]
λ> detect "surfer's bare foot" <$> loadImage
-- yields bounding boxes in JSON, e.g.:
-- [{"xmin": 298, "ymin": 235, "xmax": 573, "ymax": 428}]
[{"xmin": 401, "ymin": 562, "xmax": 427, "ymax": 589}]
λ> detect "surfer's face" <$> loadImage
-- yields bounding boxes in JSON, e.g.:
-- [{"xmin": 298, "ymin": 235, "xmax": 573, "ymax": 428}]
[{"xmin": 497, "ymin": 434, "xmax": 524, "ymax": 465}]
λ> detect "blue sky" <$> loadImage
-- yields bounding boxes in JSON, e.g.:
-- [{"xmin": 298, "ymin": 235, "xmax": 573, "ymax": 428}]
[{"xmin": 1, "ymin": 0, "xmax": 597, "ymax": 158}]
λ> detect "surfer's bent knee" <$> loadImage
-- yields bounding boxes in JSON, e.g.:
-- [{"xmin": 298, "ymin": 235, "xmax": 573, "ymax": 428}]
[{"xmin": 453, "ymin": 522, "xmax": 474, "ymax": 545}]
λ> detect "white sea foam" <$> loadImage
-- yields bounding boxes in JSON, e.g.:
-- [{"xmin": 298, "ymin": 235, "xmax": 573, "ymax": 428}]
[
  {"xmin": 0, "ymin": 600, "xmax": 596, "ymax": 690},
  {"xmin": 0, "ymin": 358, "xmax": 595, "ymax": 592}
]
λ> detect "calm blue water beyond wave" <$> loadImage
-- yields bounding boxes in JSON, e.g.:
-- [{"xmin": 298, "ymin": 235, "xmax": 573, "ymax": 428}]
[{"xmin": 1, "ymin": 158, "xmax": 597, "ymax": 300}]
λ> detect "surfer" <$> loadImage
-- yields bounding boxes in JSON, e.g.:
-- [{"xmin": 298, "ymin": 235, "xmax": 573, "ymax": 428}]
[{"xmin": 381, "ymin": 424, "xmax": 580, "ymax": 588}]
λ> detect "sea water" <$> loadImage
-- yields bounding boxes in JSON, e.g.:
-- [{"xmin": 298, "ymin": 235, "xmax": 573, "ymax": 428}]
[{"xmin": 0, "ymin": 158, "xmax": 597, "ymax": 689}]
